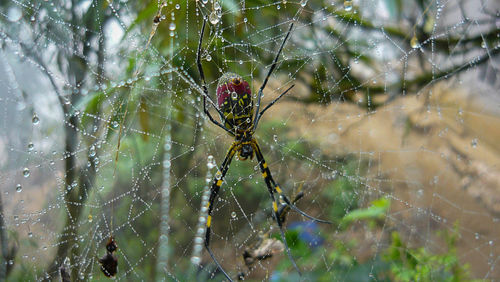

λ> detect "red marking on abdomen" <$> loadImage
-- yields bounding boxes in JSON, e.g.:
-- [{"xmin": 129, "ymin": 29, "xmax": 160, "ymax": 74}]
[{"xmin": 217, "ymin": 81, "xmax": 251, "ymax": 108}]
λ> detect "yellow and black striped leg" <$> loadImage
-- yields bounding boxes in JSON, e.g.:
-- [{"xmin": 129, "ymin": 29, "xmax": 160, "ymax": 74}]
[
  {"xmin": 252, "ymin": 140, "xmax": 332, "ymax": 224},
  {"xmin": 251, "ymin": 140, "xmax": 302, "ymax": 275},
  {"xmin": 205, "ymin": 144, "xmax": 237, "ymax": 282},
  {"xmin": 275, "ymin": 187, "xmax": 332, "ymax": 224}
]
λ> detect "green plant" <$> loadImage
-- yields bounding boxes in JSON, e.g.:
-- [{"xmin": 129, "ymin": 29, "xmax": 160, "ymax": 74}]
[{"xmin": 384, "ymin": 224, "xmax": 472, "ymax": 281}]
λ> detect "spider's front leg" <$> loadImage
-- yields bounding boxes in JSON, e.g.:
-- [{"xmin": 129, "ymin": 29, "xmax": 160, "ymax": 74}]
[
  {"xmin": 204, "ymin": 142, "xmax": 238, "ymax": 282},
  {"xmin": 197, "ymin": 19, "xmax": 235, "ymax": 137}
]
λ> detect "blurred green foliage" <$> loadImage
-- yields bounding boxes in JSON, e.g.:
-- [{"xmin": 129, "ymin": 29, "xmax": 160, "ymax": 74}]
[{"xmin": 384, "ymin": 225, "xmax": 473, "ymax": 282}]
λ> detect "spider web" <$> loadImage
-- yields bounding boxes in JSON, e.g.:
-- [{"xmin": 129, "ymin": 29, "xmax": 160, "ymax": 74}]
[{"xmin": 0, "ymin": 0, "xmax": 499, "ymax": 280}]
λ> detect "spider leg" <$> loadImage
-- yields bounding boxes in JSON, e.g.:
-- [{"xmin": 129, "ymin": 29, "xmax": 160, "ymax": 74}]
[
  {"xmin": 197, "ymin": 19, "xmax": 235, "ymax": 136},
  {"xmin": 253, "ymin": 22, "xmax": 294, "ymax": 131},
  {"xmin": 251, "ymin": 139, "xmax": 302, "ymax": 276},
  {"xmin": 278, "ymin": 191, "xmax": 304, "ymax": 224},
  {"xmin": 204, "ymin": 96, "xmax": 235, "ymax": 136},
  {"xmin": 205, "ymin": 142, "xmax": 238, "ymax": 282},
  {"xmin": 277, "ymin": 192, "xmax": 332, "ymax": 224},
  {"xmin": 254, "ymin": 84, "xmax": 294, "ymax": 126},
  {"xmin": 253, "ymin": 140, "xmax": 332, "ymax": 223}
]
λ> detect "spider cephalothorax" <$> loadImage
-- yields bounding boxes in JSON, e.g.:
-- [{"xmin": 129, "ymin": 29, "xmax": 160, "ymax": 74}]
[
  {"xmin": 237, "ymin": 141, "xmax": 254, "ymax": 160},
  {"xmin": 196, "ymin": 19, "xmax": 331, "ymax": 281}
]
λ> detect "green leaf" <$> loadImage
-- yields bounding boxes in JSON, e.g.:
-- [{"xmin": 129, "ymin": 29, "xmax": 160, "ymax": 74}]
[
  {"xmin": 124, "ymin": 1, "xmax": 158, "ymax": 39},
  {"xmin": 340, "ymin": 197, "xmax": 390, "ymax": 227},
  {"xmin": 80, "ymin": 91, "xmax": 104, "ymax": 128}
]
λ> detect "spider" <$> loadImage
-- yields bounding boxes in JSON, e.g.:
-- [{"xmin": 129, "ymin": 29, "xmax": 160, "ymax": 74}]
[
  {"xmin": 98, "ymin": 236, "xmax": 118, "ymax": 277},
  {"xmin": 197, "ymin": 19, "xmax": 331, "ymax": 281}
]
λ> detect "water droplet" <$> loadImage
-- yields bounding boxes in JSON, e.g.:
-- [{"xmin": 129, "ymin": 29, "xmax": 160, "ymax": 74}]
[
  {"xmin": 471, "ymin": 138, "xmax": 478, "ymax": 148},
  {"xmin": 163, "ymin": 160, "xmax": 171, "ymax": 168},
  {"xmin": 273, "ymin": 135, "xmax": 278, "ymax": 142},
  {"xmin": 88, "ymin": 214, "xmax": 93, "ymax": 223},
  {"xmin": 32, "ymin": 114, "xmax": 40, "ymax": 125},
  {"xmin": 192, "ymin": 237, "xmax": 202, "ymax": 247},
  {"xmin": 475, "ymin": 233, "xmax": 479, "ymax": 240},
  {"xmin": 164, "ymin": 143, "xmax": 172, "ymax": 151},
  {"xmin": 231, "ymin": 211, "xmax": 237, "ymax": 218},
  {"xmin": 432, "ymin": 175, "xmax": 438, "ymax": 185},
  {"xmin": 28, "ymin": 232, "xmax": 33, "ymax": 238},
  {"xmin": 194, "ymin": 244, "xmax": 202, "ymax": 253},
  {"xmin": 410, "ymin": 34, "xmax": 419, "ymax": 49},
  {"xmin": 16, "ymin": 184, "xmax": 22, "ymax": 193},
  {"xmin": 27, "ymin": 142, "xmax": 34, "ymax": 151},
  {"xmin": 277, "ymin": 4, "xmax": 281, "ymax": 10},
  {"xmin": 7, "ymin": 7, "xmax": 23, "ymax": 22},
  {"xmin": 209, "ymin": 11, "xmax": 219, "ymax": 25},
  {"xmin": 169, "ymin": 22, "xmax": 176, "ymax": 31},
  {"xmin": 243, "ymin": 18, "xmax": 248, "ymax": 23},
  {"xmin": 190, "ymin": 146, "xmax": 195, "ymax": 152},
  {"xmin": 112, "ymin": 121, "xmax": 119, "ymax": 128},
  {"xmin": 231, "ymin": 91, "xmax": 238, "ymax": 100},
  {"xmin": 481, "ymin": 41, "xmax": 487, "ymax": 48},
  {"xmin": 191, "ymin": 256, "xmax": 201, "ymax": 265},
  {"xmin": 343, "ymin": 0, "xmax": 352, "ymax": 11},
  {"xmin": 239, "ymin": 60, "xmax": 243, "ymax": 65},
  {"xmin": 214, "ymin": 1, "xmax": 221, "ymax": 10},
  {"xmin": 89, "ymin": 146, "xmax": 96, "ymax": 157},
  {"xmin": 175, "ymin": 4, "xmax": 180, "ymax": 9},
  {"xmin": 23, "ymin": 168, "xmax": 30, "ymax": 178},
  {"xmin": 207, "ymin": 155, "xmax": 216, "ymax": 169},
  {"xmin": 206, "ymin": 54, "xmax": 212, "ymax": 61}
]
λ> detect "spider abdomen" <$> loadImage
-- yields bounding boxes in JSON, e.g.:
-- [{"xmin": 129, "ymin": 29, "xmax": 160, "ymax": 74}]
[{"xmin": 217, "ymin": 73, "xmax": 254, "ymax": 133}]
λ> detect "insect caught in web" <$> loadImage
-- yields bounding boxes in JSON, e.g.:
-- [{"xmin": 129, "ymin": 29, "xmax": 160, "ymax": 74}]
[
  {"xmin": 197, "ymin": 19, "xmax": 332, "ymax": 281},
  {"xmin": 98, "ymin": 236, "xmax": 118, "ymax": 278}
]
